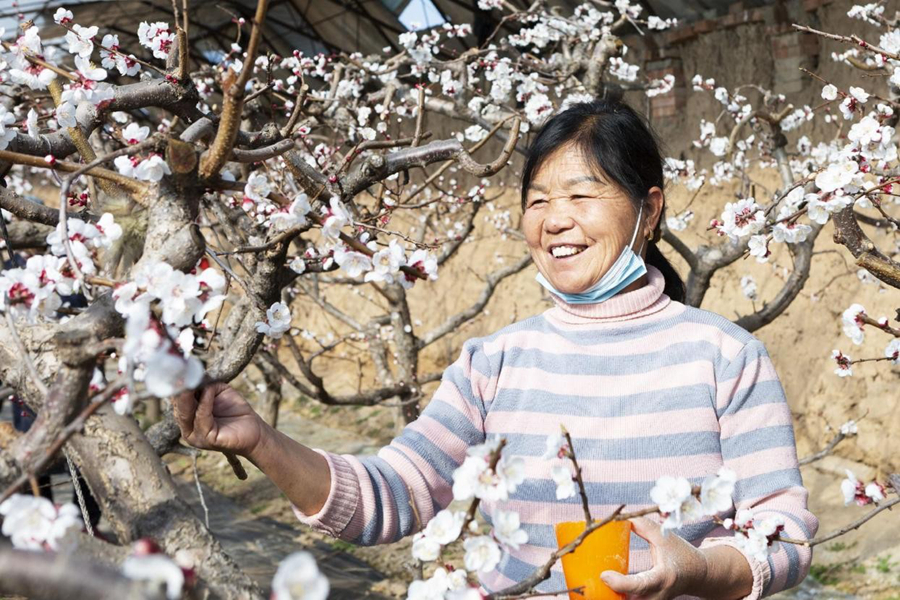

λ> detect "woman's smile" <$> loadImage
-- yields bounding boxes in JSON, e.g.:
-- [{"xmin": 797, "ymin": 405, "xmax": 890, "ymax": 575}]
[{"xmin": 548, "ymin": 243, "xmax": 588, "ymax": 259}]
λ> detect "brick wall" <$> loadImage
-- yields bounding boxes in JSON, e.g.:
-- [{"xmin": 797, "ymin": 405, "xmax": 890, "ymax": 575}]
[
  {"xmin": 641, "ymin": 0, "xmax": 833, "ymax": 120},
  {"xmin": 645, "ymin": 57, "xmax": 687, "ymax": 120}
]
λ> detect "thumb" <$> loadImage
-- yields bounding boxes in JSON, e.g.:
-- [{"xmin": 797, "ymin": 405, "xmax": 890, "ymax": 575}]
[
  {"xmin": 600, "ymin": 570, "xmax": 630, "ymax": 590},
  {"xmin": 629, "ymin": 516, "xmax": 666, "ymax": 547},
  {"xmin": 601, "ymin": 568, "xmax": 661, "ymax": 595}
]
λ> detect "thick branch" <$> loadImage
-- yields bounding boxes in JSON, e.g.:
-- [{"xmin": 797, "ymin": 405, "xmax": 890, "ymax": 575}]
[
  {"xmin": 735, "ymin": 222, "xmax": 823, "ymax": 332},
  {"xmin": 3, "ymin": 220, "xmax": 53, "ymax": 248},
  {"xmin": 832, "ymin": 206, "xmax": 900, "ymax": 289},
  {"xmin": 199, "ymin": 0, "xmax": 271, "ymax": 179},
  {"xmin": 344, "ymin": 119, "xmax": 521, "ymax": 198},
  {"xmin": 258, "ymin": 349, "xmax": 413, "ymax": 406},
  {"xmin": 0, "ymin": 547, "xmax": 165, "ymax": 600}
]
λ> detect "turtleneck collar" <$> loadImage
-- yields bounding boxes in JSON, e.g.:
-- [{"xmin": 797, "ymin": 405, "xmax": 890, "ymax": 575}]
[{"xmin": 545, "ymin": 265, "xmax": 671, "ymax": 324}]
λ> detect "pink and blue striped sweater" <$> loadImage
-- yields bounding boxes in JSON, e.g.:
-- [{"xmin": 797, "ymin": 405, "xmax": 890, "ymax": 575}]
[{"xmin": 294, "ymin": 266, "xmax": 818, "ymax": 599}]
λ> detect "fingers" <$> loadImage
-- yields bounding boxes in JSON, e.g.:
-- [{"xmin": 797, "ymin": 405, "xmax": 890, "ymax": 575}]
[
  {"xmin": 601, "ymin": 567, "xmax": 663, "ymax": 597},
  {"xmin": 193, "ymin": 383, "xmax": 228, "ymax": 441},
  {"xmin": 172, "ymin": 390, "xmax": 198, "ymax": 438},
  {"xmin": 173, "ymin": 382, "xmax": 230, "ymax": 446},
  {"xmin": 630, "ymin": 516, "xmax": 666, "ymax": 547}
]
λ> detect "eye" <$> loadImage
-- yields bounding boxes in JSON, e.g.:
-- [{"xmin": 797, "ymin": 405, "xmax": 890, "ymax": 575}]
[{"xmin": 527, "ymin": 198, "xmax": 546, "ymax": 208}]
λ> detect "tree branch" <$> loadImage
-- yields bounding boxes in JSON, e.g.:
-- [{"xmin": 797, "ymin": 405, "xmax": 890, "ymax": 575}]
[
  {"xmin": 418, "ymin": 253, "xmax": 532, "ymax": 349},
  {"xmin": 0, "ymin": 547, "xmax": 166, "ymax": 600}
]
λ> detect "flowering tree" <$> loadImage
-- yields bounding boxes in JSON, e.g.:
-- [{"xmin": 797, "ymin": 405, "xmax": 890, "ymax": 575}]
[{"xmin": 0, "ymin": 0, "xmax": 898, "ymax": 599}]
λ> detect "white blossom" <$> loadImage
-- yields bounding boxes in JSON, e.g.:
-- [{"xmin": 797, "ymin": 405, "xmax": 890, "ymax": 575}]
[
  {"xmin": 269, "ymin": 194, "xmax": 311, "ymax": 232},
  {"xmin": 541, "ymin": 433, "xmax": 568, "ymax": 460},
  {"xmin": 0, "ymin": 494, "xmax": 82, "ymax": 550},
  {"xmin": 134, "ymin": 155, "xmax": 172, "ymax": 182},
  {"xmin": 650, "ymin": 475, "xmax": 697, "ymax": 530},
  {"xmin": 699, "ymin": 467, "xmax": 736, "ymax": 515},
  {"xmin": 0, "ymin": 106, "xmax": 17, "ymax": 150},
  {"xmin": 740, "ymin": 275, "xmax": 758, "ymax": 301},
  {"xmin": 54, "ymin": 7, "xmax": 74, "ymax": 23},
  {"xmin": 334, "ymin": 247, "xmax": 373, "ymax": 278},
  {"xmin": 849, "ymin": 86, "xmax": 869, "ymax": 104},
  {"xmin": 25, "ymin": 109, "xmax": 39, "ymax": 139},
  {"xmin": 841, "ymin": 303, "xmax": 866, "ymax": 345},
  {"xmin": 832, "ymin": 349, "xmax": 852, "ymax": 377},
  {"xmin": 244, "ymin": 171, "xmax": 271, "ymax": 202},
  {"xmin": 289, "ymin": 257, "xmax": 307, "ymax": 275},
  {"xmin": 66, "ymin": 24, "xmax": 98, "ymax": 57},
  {"xmin": 492, "ymin": 509, "xmax": 528, "ymax": 550},
  {"xmin": 411, "ymin": 531, "xmax": 441, "ymax": 562},
  {"xmin": 123, "ymin": 122, "xmax": 150, "ymax": 144},
  {"xmin": 748, "ymin": 235, "xmax": 769, "ymax": 263},
  {"xmin": 256, "ymin": 301, "xmax": 292, "ymax": 339},
  {"xmin": 719, "ymin": 198, "xmax": 764, "ymax": 240},
  {"xmin": 56, "ymin": 102, "xmax": 77, "ymax": 129},
  {"xmin": 821, "ymin": 84, "xmax": 838, "ymax": 101},
  {"xmin": 271, "ymin": 552, "xmax": 329, "ymax": 600},
  {"xmin": 424, "ymin": 509, "xmax": 465, "ymax": 545},
  {"xmin": 463, "ymin": 535, "xmax": 501, "ymax": 573},
  {"xmin": 550, "ymin": 464, "xmax": 576, "ymax": 500},
  {"xmin": 815, "ymin": 161, "xmax": 858, "ymax": 193},
  {"xmin": 885, "ymin": 339, "xmax": 900, "ymax": 365}
]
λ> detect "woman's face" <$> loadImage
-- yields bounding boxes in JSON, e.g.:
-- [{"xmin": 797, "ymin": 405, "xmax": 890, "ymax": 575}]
[{"xmin": 522, "ymin": 144, "xmax": 663, "ymax": 294}]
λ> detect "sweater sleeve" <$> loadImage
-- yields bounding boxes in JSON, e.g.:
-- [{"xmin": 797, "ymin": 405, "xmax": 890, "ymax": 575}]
[
  {"xmin": 293, "ymin": 337, "xmax": 493, "ymax": 544},
  {"xmin": 701, "ymin": 340, "xmax": 819, "ymax": 600}
]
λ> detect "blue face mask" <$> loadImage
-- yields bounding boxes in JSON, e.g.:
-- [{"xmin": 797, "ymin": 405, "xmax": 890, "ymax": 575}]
[{"xmin": 535, "ymin": 204, "xmax": 647, "ymax": 305}]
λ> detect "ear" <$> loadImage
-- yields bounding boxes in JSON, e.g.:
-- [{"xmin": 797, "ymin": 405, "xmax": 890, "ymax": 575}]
[{"xmin": 645, "ymin": 186, "xmax": 665, "ymax": 239}]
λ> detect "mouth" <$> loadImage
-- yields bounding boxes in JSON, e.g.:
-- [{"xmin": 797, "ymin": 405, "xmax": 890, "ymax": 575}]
[{"xmin": 548, "ymin": 244, "xmax": 588, "ymax": 259}]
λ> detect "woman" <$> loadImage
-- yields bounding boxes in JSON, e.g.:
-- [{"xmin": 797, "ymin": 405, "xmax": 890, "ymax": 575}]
[{"xmin": 175, "ymin": 100, "xmax": 817, "ymax": 599}]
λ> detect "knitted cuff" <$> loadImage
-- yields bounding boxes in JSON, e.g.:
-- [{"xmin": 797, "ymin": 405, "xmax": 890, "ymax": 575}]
[
  {"xmin": 292, "ymin": 449, "xmax": 360, "ymax": 538},
  {"xmin": 699, "ymin": 536, "xmax": 771, "ymax": 600}
]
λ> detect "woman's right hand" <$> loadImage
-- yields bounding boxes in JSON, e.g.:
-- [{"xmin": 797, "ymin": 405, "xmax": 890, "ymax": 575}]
[{"xmin": 173, "ymin": 383, "xmax": 266, "ymax": 456}]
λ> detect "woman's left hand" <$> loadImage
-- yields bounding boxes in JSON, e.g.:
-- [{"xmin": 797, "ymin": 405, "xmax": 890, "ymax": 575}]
[{"xmin": 600, "ymin": 517, "xmax": 708, "ymax": 600}]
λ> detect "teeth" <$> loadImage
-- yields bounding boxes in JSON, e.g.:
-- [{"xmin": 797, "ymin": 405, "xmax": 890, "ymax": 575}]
[{"xmin": 551, "ymin": 245, "xmax": 584, "ymax": 258}]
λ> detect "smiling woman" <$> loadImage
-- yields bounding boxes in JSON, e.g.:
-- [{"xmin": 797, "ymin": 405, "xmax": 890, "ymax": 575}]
[
  {"xmin": 175, "ymin": 99, "xmax": 817, "ymax": 600},
  {"xmin": 522, "ymin": 100, "xmax": 685, "ymax": 303}
]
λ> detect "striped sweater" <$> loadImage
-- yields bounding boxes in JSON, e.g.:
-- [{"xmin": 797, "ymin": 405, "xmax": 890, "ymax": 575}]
[{"xmin": 294, "ymin": 266, "xmax": 818, "ymax": 599}]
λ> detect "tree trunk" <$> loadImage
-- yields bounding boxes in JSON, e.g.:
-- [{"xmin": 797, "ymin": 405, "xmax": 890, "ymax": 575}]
[{"xmin": 67, "ymin": 406, "xmax": 264, "ymax": 600}]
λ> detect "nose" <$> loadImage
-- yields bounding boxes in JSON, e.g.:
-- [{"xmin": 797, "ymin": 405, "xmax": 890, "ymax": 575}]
[{"xmin": 543, "ymin": 199, "xmax": 576, "ymax": 234}]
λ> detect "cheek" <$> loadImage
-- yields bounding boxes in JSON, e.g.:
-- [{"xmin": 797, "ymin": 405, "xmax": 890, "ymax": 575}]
[{"xmin": 521, "ymin": 213, "xmax": 541, "ymax": 245}]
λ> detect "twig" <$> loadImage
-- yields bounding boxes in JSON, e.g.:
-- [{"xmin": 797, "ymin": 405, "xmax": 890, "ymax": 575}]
[
  {"xmin": 792, "ymin": 24, "xmax": 900, "ymax": 62},
  {"xmin": 0, "ymin": 150, "xmax": 145, "ymax": 194},
  {"xmin": 799, "ymin": 431, "xmax": 848, "ymax": 466},
  {"xmin": 230, "ymin": 138, "xmax": 295, "ymax": 163},
  {"xmin": 498, "ymin": 586, "xmax": 586, "ymax": 600},
  {"xmin": 778, "ymin": 495, "xmax": 900, "ymax": 548},
  {"xmin": 562, "ymin": 425, "xmax": 592, "ymax": 524},
  {"xmin": 192, "ymin": 451, "xmax": 211, "ymax": 529}
]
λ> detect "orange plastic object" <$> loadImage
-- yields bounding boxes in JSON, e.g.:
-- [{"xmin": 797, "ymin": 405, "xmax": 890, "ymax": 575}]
[{"xmin": 555, "ymin": 520, "xmax": 632, "ymax": 600}]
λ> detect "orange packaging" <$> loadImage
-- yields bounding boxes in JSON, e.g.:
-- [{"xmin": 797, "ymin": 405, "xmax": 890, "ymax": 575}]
[{"xmin": 554, "ymin": 520, "xmax": 632, "ymax": 600}]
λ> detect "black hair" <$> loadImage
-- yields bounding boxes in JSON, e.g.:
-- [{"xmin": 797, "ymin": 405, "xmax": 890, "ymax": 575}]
[{"xmin": 520, "ymin": 99, "xmax": 685, "ymax": 303}]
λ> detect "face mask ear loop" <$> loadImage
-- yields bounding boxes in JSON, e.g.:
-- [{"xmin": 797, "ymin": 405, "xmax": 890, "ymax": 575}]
[{"xmin": 629, "ymin": 202, "xmax": 644, "ymax": 252}]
